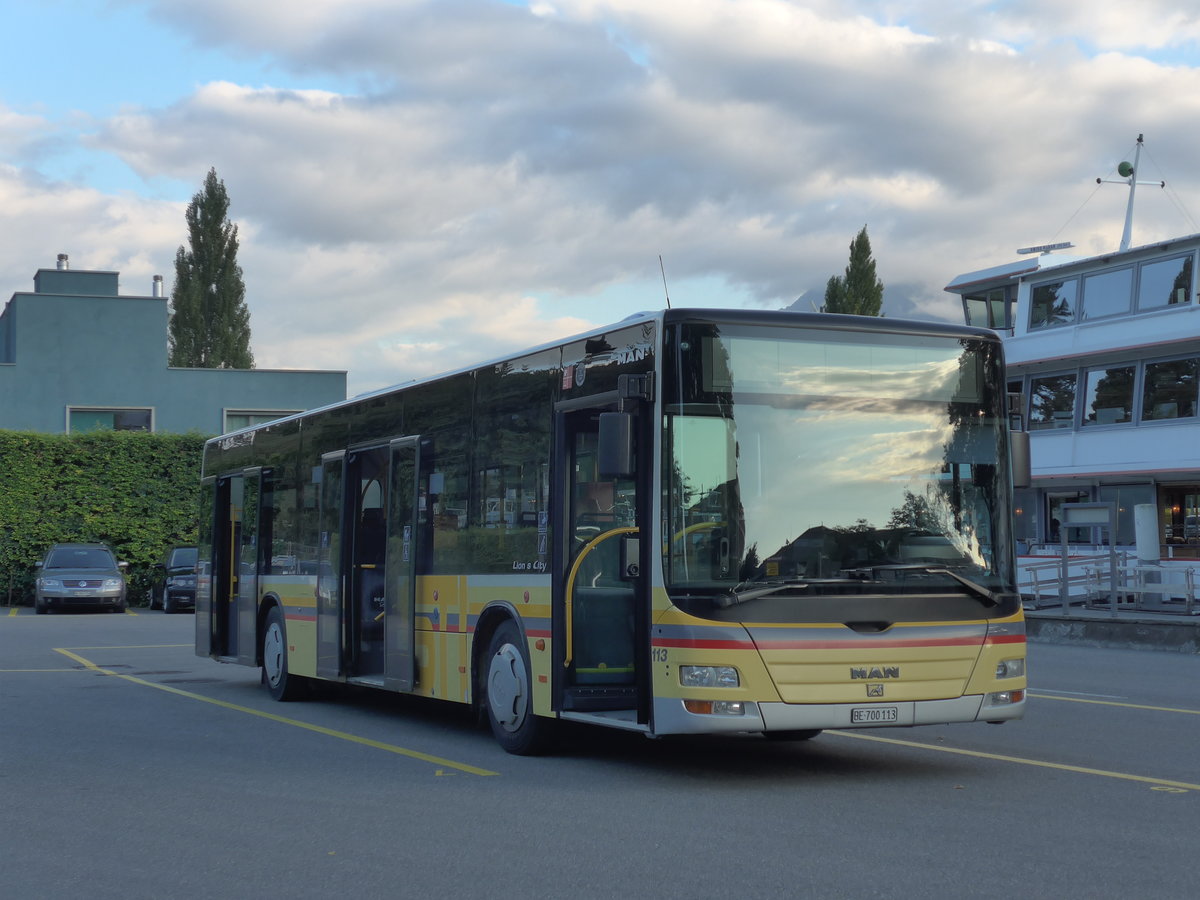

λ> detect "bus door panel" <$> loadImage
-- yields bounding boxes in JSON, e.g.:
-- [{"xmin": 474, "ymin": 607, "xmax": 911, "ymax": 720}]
[
  {"xmin": 235, "ymin": 468, "xmax": 263, "ymax": 667},
  {"xmin": 195, "ymin": 479, "xmax": 216, "ymax": 658},
  {"xmin": 204, "ymin": 476, "xmax": 239, "ymax": 659},
  {"xmin": 556, "ymin": 405, "xmax": 645, "ymax": 712},
  {"xmin": 317, "ymin": 452, "xmax": 346, "ymax": 679},
  {"xmin": 384, "ymin": 437, "xmax": 419, "ymax": 691},
  {"xmin": 347, "ymin": 445, "xmax": 389, "ymax": 679},
  {"xmin": 210, "ymin": 474, "xmax": 243, "ymax": 659}
]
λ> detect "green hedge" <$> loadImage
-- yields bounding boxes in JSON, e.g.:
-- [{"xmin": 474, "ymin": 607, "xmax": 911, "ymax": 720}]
[{"xmin": 0, "ymin": 430, "xmax": 205, "ymax": 606}]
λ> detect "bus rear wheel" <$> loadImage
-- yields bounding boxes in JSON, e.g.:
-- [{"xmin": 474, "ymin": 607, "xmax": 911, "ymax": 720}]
[
  {"xmin": 262, "ymin": 606, "xmax": 306, "ymax": 701},
  {"xmin": 484, "ymin": 620, "xmax": 552, "ymax": 755}
]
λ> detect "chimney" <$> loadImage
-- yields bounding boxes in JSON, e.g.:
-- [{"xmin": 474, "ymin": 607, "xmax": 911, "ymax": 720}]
[
  {"xmin": 153, "ymin": 275, "xmax": 164, "ymax": 297},
  {"xmin": 57, "ymin": 253, "xmax": 69, "ymax": 271}
]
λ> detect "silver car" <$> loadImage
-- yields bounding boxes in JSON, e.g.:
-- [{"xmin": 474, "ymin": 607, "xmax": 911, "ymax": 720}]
[{"xmin": 35, "ymin": 543, "xmax": 128, "ymax": 614}]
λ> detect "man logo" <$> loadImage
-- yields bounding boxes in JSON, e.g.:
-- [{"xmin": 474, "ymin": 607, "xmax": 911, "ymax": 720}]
[
  {"xmin": 850, "ymin": 666, "xmax": 900, "ymax": 679},
  {"xmin": 867, "ymin": 684, "xmax": 885, "ymax": 697}
]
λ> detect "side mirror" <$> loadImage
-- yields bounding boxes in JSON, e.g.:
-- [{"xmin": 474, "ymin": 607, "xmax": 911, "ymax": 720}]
[
  {"xmin": 1010, "ymin": 431, "xmax": 1031, "ymax": 489},
  {"xmin": 597, "ymin": 411, "xmax": 634, "ymax": 478}
]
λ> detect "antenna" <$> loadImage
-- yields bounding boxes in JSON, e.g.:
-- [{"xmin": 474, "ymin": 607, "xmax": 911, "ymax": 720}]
[
  {"xmin": 1096, "ymin": 134, "xmax": 1165, "ymax": 251},
  {"xmin": 658, "ymin": 255, "xmax": 672, "ymax": 309}
]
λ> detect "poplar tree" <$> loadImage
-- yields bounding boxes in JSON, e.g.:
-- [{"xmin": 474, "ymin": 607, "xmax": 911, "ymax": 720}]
[
  {"xmin": 168, "ymin": 169, "xmax": 254, "ymax": 368},
  {"xmin": 823, "ymin": 225, "xmax": 884, "ymax": 316}
]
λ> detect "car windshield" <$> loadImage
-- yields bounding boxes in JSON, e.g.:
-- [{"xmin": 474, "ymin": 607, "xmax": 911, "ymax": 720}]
[
  {"xmin": 169, "ymin": 547, "xmax": 198, "ymax": 568},
  {"xmin": 663, "ymin": 322, "xmax": 1018, "ymax": 622},
  {"xmin": 47, "ymin": 548, "xmax": 116, "ymax": 569}
]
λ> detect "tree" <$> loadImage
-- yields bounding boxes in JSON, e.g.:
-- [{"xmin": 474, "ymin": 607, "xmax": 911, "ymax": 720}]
[
  {"xmin": 168, "ymin": 168, "xmax": 254, "ymax": 368},
  {"xmin": 823, "ymin": 225, "xmax": 884, "ymax": 316}
]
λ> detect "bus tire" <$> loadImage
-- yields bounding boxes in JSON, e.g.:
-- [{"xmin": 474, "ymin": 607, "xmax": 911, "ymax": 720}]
[
  {"xmin": 762, "ymin": 729, "xmax": 822, "ymax": 742},
  {"xmin": 262, "ymin": 605, "xmax": 306, "ymax": 701},
  {"xmin": 484, "ymin": 619, "xmax": 552, "ymax": 755}
]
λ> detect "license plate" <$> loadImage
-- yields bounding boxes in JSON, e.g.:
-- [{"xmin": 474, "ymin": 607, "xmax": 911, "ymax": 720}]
[{"xmin": 851, "ymin": 706, "xmax": 898, "ymax": 724}]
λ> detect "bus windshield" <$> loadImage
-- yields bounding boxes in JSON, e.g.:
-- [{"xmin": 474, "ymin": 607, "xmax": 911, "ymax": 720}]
[{"xmin": 663, "ymin": 322, "xmax": 1018, "ymax": 622}]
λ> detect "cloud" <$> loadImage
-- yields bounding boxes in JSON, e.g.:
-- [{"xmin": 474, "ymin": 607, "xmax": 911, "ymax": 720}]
[{"xmin": 6, "ymin": 1, "xmax": 1200, "ymax": 397}]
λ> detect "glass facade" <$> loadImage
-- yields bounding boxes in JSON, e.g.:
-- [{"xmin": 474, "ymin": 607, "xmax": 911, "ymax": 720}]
[{"xmin": 1030, "ymin": 252, "xmax": 1195, "ymax": 329}]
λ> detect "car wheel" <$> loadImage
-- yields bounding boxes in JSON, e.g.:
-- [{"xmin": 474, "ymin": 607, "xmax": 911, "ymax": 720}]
[
  {"xmin": 483, "ymin": 619, "xmax": 553, "ymax": 755},
  {"xmin": 35, "ymin": 600, "xmax": 47, "ymax": 615},
  {"xmin": 262, "ymin": 606, "xmax": 307, "ymax": 701},
  {"xmin": 163, "ymin": 594, "xmax": 175, "ymax": 614}
]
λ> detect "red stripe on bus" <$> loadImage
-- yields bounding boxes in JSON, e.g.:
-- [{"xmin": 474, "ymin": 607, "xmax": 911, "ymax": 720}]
[
  {"xmin": 752, "ymin": 637, "xmax": 987, "ymax": 650},
  {"xmin": 654, "ymin": 636, "xmax": 992, "ymax": 651},
  {"xmin": 652, "ymin": 638, "xmax": 757, "ymax": 650},
  {"xmin": 984, "ymin": 634, "xmax": 1026, "ymax": 645}
]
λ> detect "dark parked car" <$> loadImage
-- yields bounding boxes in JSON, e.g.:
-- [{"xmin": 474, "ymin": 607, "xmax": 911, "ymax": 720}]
[
  {"xmin": 150, "ymin": 545, "xmax": 198, "ymax": 613},
  {"xmin": 35, "ymin": 543, "xmax": 128, "ymax": 614}
]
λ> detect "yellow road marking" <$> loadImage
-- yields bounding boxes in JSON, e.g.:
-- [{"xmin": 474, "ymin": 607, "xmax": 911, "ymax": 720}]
[
  {"xmin": 1028, "ymin": 691, "xmax": 1200, "ymax": 716},
  {"xmin": 57, "ymin": 644, "xmax": 193, "ymax": 650},
  {"xmin": 7, "ymin": 607, "xmax": 17, "ymax": 617},
  {"xmin": 55, "ymin": 648, "xmax": 498, "ymax": 777},
  {"xmin": 829, "ymin": 730, "xmax": 1200, "ymax": 792}
]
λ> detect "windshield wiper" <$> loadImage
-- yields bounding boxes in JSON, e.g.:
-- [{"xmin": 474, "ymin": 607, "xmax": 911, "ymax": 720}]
[
  {"xmin": 721, "ymin": 576, "xmax": 866, "ymax": 606},
  {"xmin": 851, "ymin": 564, "xmax": 1002, "ymax": 607}
]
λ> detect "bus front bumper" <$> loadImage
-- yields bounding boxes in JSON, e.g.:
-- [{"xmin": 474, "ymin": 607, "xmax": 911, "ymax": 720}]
[{"xmin": 652, "ymin": 692, "xmax": 1025, "ymax": 735}]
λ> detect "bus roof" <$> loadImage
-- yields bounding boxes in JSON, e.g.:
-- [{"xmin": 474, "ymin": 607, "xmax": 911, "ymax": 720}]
[{"xmin": 208, "ymin": 308, "xmax": 999, "ymax": 444}]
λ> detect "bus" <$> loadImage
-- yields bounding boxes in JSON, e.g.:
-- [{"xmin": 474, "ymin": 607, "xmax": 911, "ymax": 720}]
[{"xmin": 195, "ymin": 308, "xmax": 1029, "ymax": 754}]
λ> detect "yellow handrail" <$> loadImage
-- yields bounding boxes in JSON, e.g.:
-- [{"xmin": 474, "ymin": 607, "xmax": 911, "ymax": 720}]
[{"xmin": 564, "ymin": 525, "xmax": 639, "ymax": 668}]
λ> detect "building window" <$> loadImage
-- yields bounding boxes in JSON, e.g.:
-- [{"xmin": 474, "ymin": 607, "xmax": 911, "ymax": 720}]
[
  {"xmin": 1081, "ymin": 365, "xmax": 1134, "ymax": 426},
  {"xmin": 1029, "ymin": 373, "xmax": 1076, "ymax": 430},
  {"xmin": 68, "ymin": 407, "xmax": 152, "ymax": 433},
  {"xmin": 1137, "ymin": 255, "xmax": 1193, "ymax": 310},
  {"xmin": 223, "ymin": 410, "xmax": 300, "ymax": 432},
  {"xmin": 1081, "ymin": 267, "xmax": 1133, "ymax": 321},
  {"xmin": 1142, "ymin": 358, "xmax": 1199, "ymax": 421},
  {"xmin": 963, "ymin": 287, "xmax": 1010, "ymax": 329},
  {"xmin": 1029, "ymin": 279, "xmax": 1077, "ymax": 330},
  {"xmin": 1097, "ymin": 484, "xmax": 1153, "ymax": 546}
]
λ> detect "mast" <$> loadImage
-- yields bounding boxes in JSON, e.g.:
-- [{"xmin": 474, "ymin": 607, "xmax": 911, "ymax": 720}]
[
  {"xmin": 1097, "ymin": 134, "xmax": 1165, "ymax": 252},
  {"xmin": 1119, "ymin": 136, "xmax": 1142, "ymax": 252}
]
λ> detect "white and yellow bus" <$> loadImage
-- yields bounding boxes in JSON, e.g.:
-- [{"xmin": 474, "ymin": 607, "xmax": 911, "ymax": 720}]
[{"xmin": 196, "ymin": 309, "xmax": 1028, "ymax": 754}]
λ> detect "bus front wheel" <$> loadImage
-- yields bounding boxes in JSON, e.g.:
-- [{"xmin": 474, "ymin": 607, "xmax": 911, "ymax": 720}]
[
  {"xmin": 484, "ymin": 620, "xmax": 552, "ymax": 755},
  {"xmin": 262, "ymin": 606, "xmax": 306, "ymax": 701}
]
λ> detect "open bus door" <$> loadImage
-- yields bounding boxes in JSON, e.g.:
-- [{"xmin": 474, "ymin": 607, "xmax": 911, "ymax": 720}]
[
  {"xmin": 316, "ymin": 442, "xmax": 418, "ymax": 689},
  {"xmin": 201, "ymin": 470, "xmax": 261, "ymax": 665},
  {"xmin": 554, "ymin": 375, "xmax": 653, "ymax": 725},
  {"xmin": 316, "ymin": 452, "xmax": 345, "ymax": 679}
]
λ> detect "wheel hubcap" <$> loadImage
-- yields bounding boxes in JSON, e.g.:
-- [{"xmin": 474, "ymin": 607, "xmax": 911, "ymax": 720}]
[
  {"xmin": 487, "ymin": 643, "xmax": 528, "ymax": 732},
  {"xmin": 264, "ymin": 622, "xmax": 284, "ymax": 687}
]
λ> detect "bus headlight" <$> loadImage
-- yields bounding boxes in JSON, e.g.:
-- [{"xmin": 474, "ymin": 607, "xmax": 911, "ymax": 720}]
[
  {"xmin": 679, "ymin": 665, "xmax": 740, "ymax": 688},
  {"xmin": 994, "ymin": 658, "xmax": 1025, "ymax": 679}
]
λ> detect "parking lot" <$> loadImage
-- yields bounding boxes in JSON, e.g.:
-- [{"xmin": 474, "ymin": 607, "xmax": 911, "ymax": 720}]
[{"xmin": 3, "ymin": 609, "xmax": 1198, "ymax": 899}]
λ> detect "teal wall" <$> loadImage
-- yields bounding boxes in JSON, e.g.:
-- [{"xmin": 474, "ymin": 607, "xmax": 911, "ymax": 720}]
[{"xmin": 0, "ymin": 266, "xmax": 345, "ymax": 435}]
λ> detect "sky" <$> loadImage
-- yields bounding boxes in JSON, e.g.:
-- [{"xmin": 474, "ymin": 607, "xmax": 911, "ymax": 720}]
[{"xmin": 4, "ymin": 0, "xmax": 1200, "ymax": 398}]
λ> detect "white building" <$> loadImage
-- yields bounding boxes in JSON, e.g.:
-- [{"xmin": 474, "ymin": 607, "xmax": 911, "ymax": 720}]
[{"xmin": 946, "ymin": 227, "xmax": 1200, "ymax": 579}]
